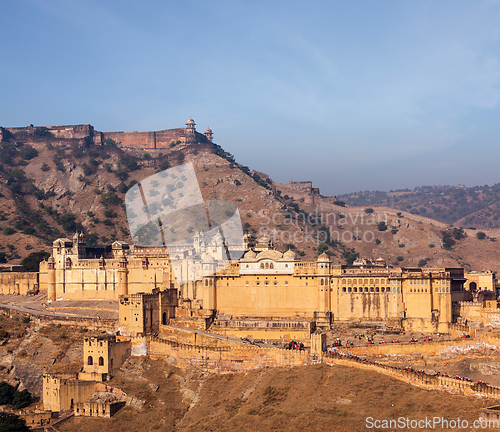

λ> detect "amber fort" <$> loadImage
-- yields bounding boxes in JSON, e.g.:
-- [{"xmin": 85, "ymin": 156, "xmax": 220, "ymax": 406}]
[
  {"xmin": 1, "ymin": 229, "xmax": 499, "ymax": 426},
  {"xmin": 1, "ymin": 120, "xmax": 500, "ymax": 427}
]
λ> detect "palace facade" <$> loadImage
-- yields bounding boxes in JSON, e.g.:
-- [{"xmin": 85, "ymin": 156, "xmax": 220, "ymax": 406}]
[{"xmin": 38, "ymin": 234, "xmax": 472, "ymax": 333}]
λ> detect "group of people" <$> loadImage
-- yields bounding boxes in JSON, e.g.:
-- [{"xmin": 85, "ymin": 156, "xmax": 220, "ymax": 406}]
[{"xmin": 284, "ymin": 340, "xmax": 305, "ymax": 350}]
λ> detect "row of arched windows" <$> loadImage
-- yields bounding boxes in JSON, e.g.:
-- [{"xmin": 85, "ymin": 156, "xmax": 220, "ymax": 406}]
[
  {"xmin": 346, "ymin": 278, "xmax": 387, "ymax": 285},
  {"xmin": 342, "ymin": 287, "xmax": 389, "ymax": 293},
  {"xmin": 87, "ymin": 356, "xmax": 104, "ymax": 366}
]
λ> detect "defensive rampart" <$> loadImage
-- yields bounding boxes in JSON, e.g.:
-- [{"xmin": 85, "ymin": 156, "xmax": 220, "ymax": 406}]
[
  {"xmin": 334, "ymin": 338, "xmax": 484, "ymax": 358},
  {"xmin": 148, "ymin": 336, "xmax": 312, "ymax": 371},
  {"xmin": 0, "ymin": 272, "xmax": 40, "ymax": 295},
  {"xmin": 323, "ymin": 352, "xmax": 500, "ymax": 398}
]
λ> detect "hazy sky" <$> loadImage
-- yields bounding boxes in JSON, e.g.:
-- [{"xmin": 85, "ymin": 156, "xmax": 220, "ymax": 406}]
[{"xmin": 1, "ymin": 1, "xmax": 500, "ymax": 195}]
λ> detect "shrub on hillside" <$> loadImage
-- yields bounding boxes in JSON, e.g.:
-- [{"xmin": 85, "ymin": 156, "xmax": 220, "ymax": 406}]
[{"xmin": 21, "ymin": 251, "xmax": 50, "ymax": 272}]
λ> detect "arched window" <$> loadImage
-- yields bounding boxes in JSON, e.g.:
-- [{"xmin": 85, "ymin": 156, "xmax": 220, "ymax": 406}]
[
  {"xmin": 87, "ymin": 356, "xmax": 93, "ymax": 366},
  {"xmin": 98, "ymin": 356, "xmax": 104, "ymax": 366},
  {"xmin": 260, "ymin": 263, "xmax": 264, "ymax": 269},
  {"xmin": 265, "ymin": 263, "xmax": 269, "ymax": 269},
  {"xmin": 270, "ymin": 263, "xmax": 274, "ymax": 269}
]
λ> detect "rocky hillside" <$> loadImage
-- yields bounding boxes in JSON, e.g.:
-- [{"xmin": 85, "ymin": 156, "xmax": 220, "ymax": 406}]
[
  {"xmin": 1, "ymin": 139, "xmax": 500, "ymax": 273},
  {"xmin": 339, "ymin": 184, "xmax": 500, "ymax": 229}
]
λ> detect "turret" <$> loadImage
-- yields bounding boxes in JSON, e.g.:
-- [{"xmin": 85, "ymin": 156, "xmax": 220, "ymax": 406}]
[
  {"xmin": 47, "ymin": 256, "xmax": 56, "ymax": 301},
  {"xmin": 204, "ymin": 127, "xmax": 213, "ymax": 142},
  {"xmin": 186, "ymin": 118, "xmax": 196, "ymax": 134},
  {"xmin": 118, "ymin": 257, "xmax": 128, "ymax": 296},
  {"xmin": 202, "ymin": 255, "xmax": 216, "ymax": 310}
]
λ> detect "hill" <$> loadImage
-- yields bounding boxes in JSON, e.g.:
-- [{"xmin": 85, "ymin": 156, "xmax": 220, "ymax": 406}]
[
  {"xmin": 57, "ymin": 359, "xmax": 495, "ymax": 432},
  {"xmin": 339, "ymin": 184, "xmax": 500, "ymax": 229},
  {"xmin": 1, "ymin": 137, "xmax": 500, "ymax": 273}
]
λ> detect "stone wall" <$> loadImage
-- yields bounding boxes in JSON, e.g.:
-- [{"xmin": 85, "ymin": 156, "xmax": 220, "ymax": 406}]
[
  {"xmin": 74, "ymin": 401, "xmax": 125, "ymax": 417},
  {"xmin": 0, "ymin": 272, "xmax": 39, "ymax": 295},
  {"xmin": 148, "ymin": 336, "xmax": 312, "ymax": 371},
  {"xmin": 323, "ymin": 352, "xmax": 500, "ymax": 398},
  {"xmin": 19, "ymin": 411, "xmax": 52, "ymax": 427},
  {"xmin": 43, "ymin": 374, "xmax": 96, "ymax": 411},
  {"xmin": 101, "ymin": 128, "xmax": 209, "ymax": 149},
  {"xmin": 6, "ymin": 124, "xmax": 93, "ymax": 140},
  {"xmin": 3, "ymin": 123, "xmax": 216, "ymax": 153},
  {"xmin": 335, "ymin": 337, "xmax": 481, "ymax": 358}
]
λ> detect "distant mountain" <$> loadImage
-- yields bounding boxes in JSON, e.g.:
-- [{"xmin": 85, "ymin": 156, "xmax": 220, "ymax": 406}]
[{"xmin": 338, "ymin": 184, "xmax": 500, "ymax": 229}]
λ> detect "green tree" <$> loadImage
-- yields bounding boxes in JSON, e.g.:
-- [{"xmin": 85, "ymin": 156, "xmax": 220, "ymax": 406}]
[
  {"xmin": 0, "ymin": 413, "xmax": 29, "ymax": 432},
  {"xmin": 365, "ymin": 208, "xmax": 374, "ymax": 214},
  {"xmin": 441, "ymin": 230, "xmax": 455, "ymax": 250},
  {"xmin": 59, "ymin": 213, "xmax": 82, "ymax": 232},
  {"xmin": 12, "ymin": 389, "xmax": 31, "ymax": 409},
  {"xmin": 19, "ymin": 145, "xmax": 38, "ymax": 160},
  {"xmin": 317, "ymin": 243, "xmax": 329, "ymax": 255},
  {"xmin": 0, "ymin": 382, "xmax": 14, "ymax": 405},
  {"xmin": 114, "ymin": 169, "xmax": 129, "ymax": 181},
  {"xmin": 342, "ymin": 249, "xmax": 359, "ymax": 265},
  {"xmin": 452, "ymin": 227, "xmax": 466, "ymax": 240},
  {"xmin": 101, "ymin": 191, "xmax": 122, "ymax": 207},
  {"xmin": 21, "ymin": 251, "xmax": 50, "ymax": 272},
  {"xmin": 477, "ymin": 231, "xmax": 486, "ymax": 240},
  {"xmin": 377, "ymin": 222, "xmax": 387, "ymax": 231}
]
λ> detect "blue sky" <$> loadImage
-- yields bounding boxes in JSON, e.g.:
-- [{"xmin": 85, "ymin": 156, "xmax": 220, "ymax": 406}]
[{"xmin": 1, "ymin": 0, "xmax": 500, "ymax": 195}]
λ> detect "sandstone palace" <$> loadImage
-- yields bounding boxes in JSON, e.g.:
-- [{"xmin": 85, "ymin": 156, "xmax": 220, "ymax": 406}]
[{"xmin": 17, "ymin": 232, "xmax": 486, "ymax": 337}]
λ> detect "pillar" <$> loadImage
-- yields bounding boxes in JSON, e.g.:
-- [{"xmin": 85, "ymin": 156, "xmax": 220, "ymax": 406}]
[{"xmin": 47, "ymin": 257, "xmax": 56, "ymax": 301}]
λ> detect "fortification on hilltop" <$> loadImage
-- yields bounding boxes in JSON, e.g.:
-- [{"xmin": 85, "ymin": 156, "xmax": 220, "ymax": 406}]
[
  {"xmin": 274, "ymin": 181, "xmax": 337, "ymax": 205},
  {"xmin": 0, "ymin": 118, "xmax": 216, "ymax": 152}
]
